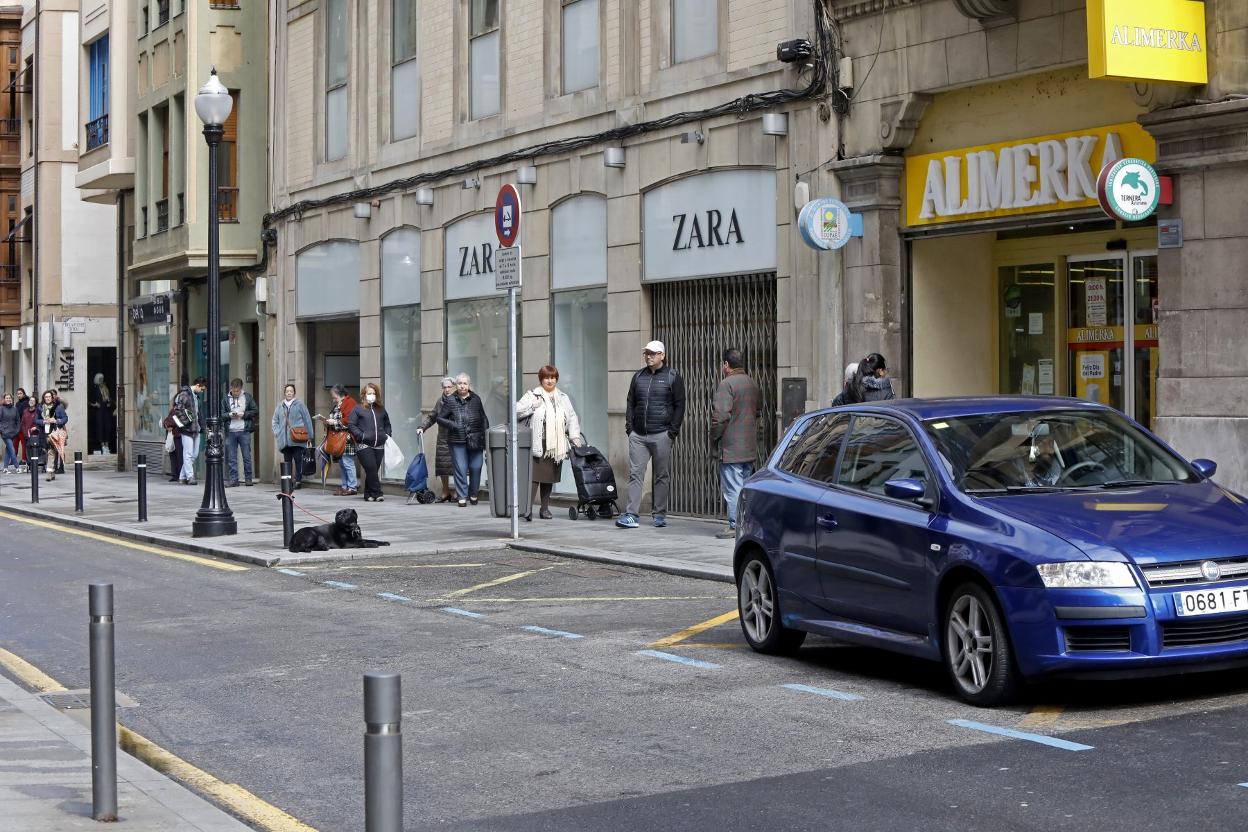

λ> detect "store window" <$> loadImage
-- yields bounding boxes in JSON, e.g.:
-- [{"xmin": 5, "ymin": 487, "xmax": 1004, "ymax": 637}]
[
  {"xmin": 134, "ymin": 327, "xmax": 171, "ymax": 440},
  {"xmin": 446, "ymin": 297, "xmax": 519, "ymax": 441},
  {"xmin": 297, "ymin": 241, "xmax": 360, "ymax": 318},
  {"xmin": 469, "ymin": 0, "xmax": 500, "ymax": 120},
  {"xmin": 325, "ymin": 0, "xmax": 348, "ymax": 161},
  {"xmin": 381, "ymin": 229, "xmax": 422, "ymax": 461},
  {"xmin": 392, "ymin": 0, "xmax": 419, "ymax": 140},
  {"xmin": 672, "ymin": 0, "xmax": 717, "ymax": 64},
  {"xmin": 998, "ymin": 263, "xmax": 1056, "ymax": 397},
  {"xmin": 561, "ymin": 0, "xmax": 598, "ymax": 94},
  {"xmin": 551, "ymin": 194, "xmax": 607, "ymax": 492}
]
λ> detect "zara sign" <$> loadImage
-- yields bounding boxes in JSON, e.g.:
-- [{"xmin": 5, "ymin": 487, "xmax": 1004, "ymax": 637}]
[
  {"xmin": 444, "ymin": 213, "xmax": 504, "ymax": 300},
  {"xmin": 642, "ymin": 169, "xmax": 776, "ymax": 282}
]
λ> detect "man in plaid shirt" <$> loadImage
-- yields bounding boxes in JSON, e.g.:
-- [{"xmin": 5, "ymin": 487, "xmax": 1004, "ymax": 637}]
[{"xmin": 711, "ymin": 348, "xmax": 762, "ymax": 539}]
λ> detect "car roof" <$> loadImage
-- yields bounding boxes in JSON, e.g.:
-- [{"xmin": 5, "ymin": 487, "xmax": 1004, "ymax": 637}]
[{"xmin": 829, "ymin": 396, "xmax": 1109, "ymax": 421}]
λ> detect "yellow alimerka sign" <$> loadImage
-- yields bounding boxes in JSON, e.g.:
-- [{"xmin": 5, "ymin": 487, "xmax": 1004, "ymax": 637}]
[
  {"xmin": 1087, "ymin": 0, "xmax": 1208, "ymax": 84},
  {"xmin": 904, "ymin": 122, "xmax": 1155, "ymax": 228}
]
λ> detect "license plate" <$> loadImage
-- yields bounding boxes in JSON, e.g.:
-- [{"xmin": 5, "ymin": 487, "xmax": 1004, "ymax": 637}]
[{"xmin": 1173, "ymin": 587, "xmax": 1248, "ymax": 617}]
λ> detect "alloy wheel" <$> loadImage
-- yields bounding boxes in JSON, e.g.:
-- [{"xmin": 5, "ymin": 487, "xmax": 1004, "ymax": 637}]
[
  {"xmin": 739, "ymin": 560, "xmax": 774, "ymax": 643},
  {"xmin": 946, "ymin": 593, "xmax": 995, "ymax": 694}
]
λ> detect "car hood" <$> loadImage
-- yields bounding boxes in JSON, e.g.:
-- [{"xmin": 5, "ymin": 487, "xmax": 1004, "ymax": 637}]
[{"xmin": 978, "ymin": 482, "xmax": 1248, "ymax": 565}]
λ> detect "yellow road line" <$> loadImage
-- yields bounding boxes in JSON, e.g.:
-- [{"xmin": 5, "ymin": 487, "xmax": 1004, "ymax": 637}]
[
  {"xmin": 1017, "ymin": 704, "xmax": 1064, "ymax": 729},
  {"xmin": 647, "ymin": 610, "xmax": 740, "ymax": 648},
  {"xmin": 0, "ymin": 512, "xmax": 248, "ymax": 572},
  {"xmin": 0, "ymin": 647, "xmax": 67, "ymax": 692},
  {"xmin": 0, "ymin": 647, "xmax": 316, "ymax": 832},
  {"xmin": 439, "ymin": 567, "xmax": 553, "ymax": 599},
  {"xmin": 435, "ymin": 595, "xmax": 729, "ymax": 603}
]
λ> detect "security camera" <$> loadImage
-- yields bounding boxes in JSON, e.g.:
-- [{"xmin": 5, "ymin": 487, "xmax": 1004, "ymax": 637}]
[{"xmin": 776, "ymin": 39, "xmax": 813, "ymax": 64}]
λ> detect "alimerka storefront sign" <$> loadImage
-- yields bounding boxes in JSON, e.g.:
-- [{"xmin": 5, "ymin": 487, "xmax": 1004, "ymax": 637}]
[
  {"xmin": 1087, "ymin": 0, "xmax": 1208, "ymax": 84},
  {"xmin": 904, "ymin": 122, "xmax": 1155, "ymax": 228}
]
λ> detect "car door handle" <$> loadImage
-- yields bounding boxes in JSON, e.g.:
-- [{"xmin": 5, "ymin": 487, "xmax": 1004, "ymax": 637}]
[{"xmin": 817, "ymin": 514, "xmax": 838, "ymax": 530}]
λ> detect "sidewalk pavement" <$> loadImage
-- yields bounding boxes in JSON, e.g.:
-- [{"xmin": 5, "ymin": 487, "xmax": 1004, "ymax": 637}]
[
  {"xmin": 0, "ymin": 673, "xmax": 252, "ymax": 831},
  {"xmin": 0, "ymin": 469, "xmax": 735, "ymax": 582}
]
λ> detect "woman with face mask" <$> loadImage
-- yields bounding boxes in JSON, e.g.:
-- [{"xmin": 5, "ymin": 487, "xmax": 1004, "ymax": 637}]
[{"xmin": 348, "ymin": 382, "xmax": 393, "ymax": 502}]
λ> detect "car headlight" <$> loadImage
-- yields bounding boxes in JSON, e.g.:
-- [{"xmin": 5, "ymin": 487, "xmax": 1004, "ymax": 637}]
[{"xmin": 1037, "ymin": 561, "xmax": 1136, "ymax": 588}]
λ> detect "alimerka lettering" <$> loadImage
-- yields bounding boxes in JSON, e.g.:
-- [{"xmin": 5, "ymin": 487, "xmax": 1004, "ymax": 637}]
[
  {"xmin": 672, "ymin": 209, "xmax": 745, "ymax": 251},
  {"xmin": 458, "ymin": 243, "xmax": 495, "ymax": 277},
  {"xmin": 1109, "ymin": 25, "xmax": 1202, "ymax": 53}
]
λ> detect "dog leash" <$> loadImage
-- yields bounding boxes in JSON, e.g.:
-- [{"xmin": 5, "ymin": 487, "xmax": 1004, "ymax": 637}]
[{"xmin": 275, "ymin": 492, "xmax": 334, "ymax": 525}]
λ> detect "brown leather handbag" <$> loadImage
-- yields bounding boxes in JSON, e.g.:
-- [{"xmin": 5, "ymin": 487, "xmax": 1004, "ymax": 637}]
[
  {"xmin": 289, "ymin": 426, "xmax": 310, "ymax": 444},
  {"xmin": 324, "ymin": 429, "xmax": 347, "ymax": 458}
]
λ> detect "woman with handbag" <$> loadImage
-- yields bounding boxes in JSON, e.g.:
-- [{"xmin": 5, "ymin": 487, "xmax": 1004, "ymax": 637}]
[
  {"xmin": 322, "ymin": 385, "xmax": 358, "ymax": 496},
  {"xmin": 271, "ymin": 384, "xmax": 314, "ymax": 489},
  {"xmin": 416, "ymin": 377, "xmax": 457, "ymax": 502},
  {"xmin": 438, "ymin": 373, "xmax": 489, "ymax": 508},
  {"xmin": 515, "ymin": 365, "xmax": 584, "ymax": 520},
  {"xmin": 348, "ymin": 382, "xmax": 392, "ymax": 502},
  {"xmin": 33, "ymin": 390, "xmax": 68, "ymax": 481}
]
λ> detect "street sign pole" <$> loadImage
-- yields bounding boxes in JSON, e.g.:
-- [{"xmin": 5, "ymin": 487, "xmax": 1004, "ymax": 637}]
[{"xmin": 495, "ymin": 184, "xmax": 523, "ymax": 542}]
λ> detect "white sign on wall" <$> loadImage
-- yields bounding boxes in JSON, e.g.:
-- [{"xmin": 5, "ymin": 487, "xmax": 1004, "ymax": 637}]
[
  {"xmin": 1085, "ymin": 277, "xmax": 1108, "ymax": 327},
  {"xmin": 642, "ymin": 170, "xmax": 777, "ymax": 282},
  {"xmin": 1080, "ymin": 353, "xmax": 1107, "ymax": 379},
  {"xmin": 445, "ymin": 213, "xmax": 505, "ymax": 300}
]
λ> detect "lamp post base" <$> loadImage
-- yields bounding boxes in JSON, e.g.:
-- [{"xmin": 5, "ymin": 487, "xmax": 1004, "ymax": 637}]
[{"xmin": 192, "ymin": 513, "xmax": 238, "ymax": 538}]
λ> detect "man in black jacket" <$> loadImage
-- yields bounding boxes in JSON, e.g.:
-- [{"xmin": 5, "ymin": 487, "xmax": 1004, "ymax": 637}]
[{"xmin": 618, "ymin": 340, "xmax": 685, "ymax": 529}]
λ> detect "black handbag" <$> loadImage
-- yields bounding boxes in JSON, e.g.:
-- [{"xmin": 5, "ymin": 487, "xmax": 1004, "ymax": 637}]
[{"xmin": 467, "ymin": 432, "xmax": 485, "ymax": 452}]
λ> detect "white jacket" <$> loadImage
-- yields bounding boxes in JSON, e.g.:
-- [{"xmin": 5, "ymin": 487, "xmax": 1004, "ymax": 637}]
[{"xmin": 515, "ymin": 388, "xmax": 581, "ymax": 460}]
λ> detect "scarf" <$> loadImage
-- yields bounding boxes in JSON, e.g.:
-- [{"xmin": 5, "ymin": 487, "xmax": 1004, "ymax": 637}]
[{"xmin": 541, "ymin": 390, "xmax": 570, "ymax": 463}]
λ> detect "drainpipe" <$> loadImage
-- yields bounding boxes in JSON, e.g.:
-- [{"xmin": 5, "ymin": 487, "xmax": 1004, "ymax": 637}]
[{"xmin": 115, "ymin": 191, "xmax": 126, "ymax": 469}]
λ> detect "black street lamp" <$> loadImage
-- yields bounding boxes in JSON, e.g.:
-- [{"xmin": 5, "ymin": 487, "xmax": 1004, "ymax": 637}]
[{"xmin": 191, "ymin": 68, "xmax": 237, "ymax": 538}]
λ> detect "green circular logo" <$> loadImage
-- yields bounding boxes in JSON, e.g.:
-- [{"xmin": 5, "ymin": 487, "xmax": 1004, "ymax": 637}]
[{"xmin": 1098, "ymin": 158, "xmax": 1161, "ymax": 222}]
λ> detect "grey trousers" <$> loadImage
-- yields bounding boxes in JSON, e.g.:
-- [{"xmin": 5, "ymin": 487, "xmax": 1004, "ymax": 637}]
[{"xmin": 626, "ymin": 431, "xmax": 673, "ymax": 517}]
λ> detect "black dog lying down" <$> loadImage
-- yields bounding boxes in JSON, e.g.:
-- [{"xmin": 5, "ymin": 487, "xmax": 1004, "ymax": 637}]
[{"xmin": 288, "ymin": 508, "xmax": 391, "ymax": 554}]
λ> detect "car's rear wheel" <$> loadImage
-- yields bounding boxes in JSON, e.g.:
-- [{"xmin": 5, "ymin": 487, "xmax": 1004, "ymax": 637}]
[
  {"xmin": 737, "ymin": 554, "xmax": 806, "ymax": 654},
  {"xmin": 943, "ymin": 583, "xmax": 1020, "ymax": 706}
]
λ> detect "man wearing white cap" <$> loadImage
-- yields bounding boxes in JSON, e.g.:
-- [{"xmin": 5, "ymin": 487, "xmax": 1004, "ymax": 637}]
[{"xmin": 617, "ymin": 339, "xmax": 686, "ymax": 529}]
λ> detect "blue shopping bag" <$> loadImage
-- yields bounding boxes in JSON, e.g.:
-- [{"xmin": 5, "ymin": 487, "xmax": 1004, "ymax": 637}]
[{"xmin": 404, "ymin": 452, "xmax": 429, "ymax": 493}]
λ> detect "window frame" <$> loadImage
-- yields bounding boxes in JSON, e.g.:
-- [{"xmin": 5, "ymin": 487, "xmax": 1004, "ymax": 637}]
[
  {"xmin": 670, "ymin": 0, "xmax": 719, "ymax": 65},
  {"xmin": 468, "ymin": 0, "xmax": 501, "ymax": 120},
  {"xmin": 559, "ymin": 0, "xmax": 600, "ymax": 95},
  {"xmin": 324, "ymin": 0, "xmax": 349, "ymax": 161},
  {"xmin": 390, "ymin": 0, "xmax": 420, "ymax": 141}
]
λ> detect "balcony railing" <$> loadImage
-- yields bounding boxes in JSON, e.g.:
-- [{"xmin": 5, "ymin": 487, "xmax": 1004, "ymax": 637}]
[
  {"xmin": 0, "ymin": 118, "xmax": 18, "ymax": 137},
  {"xmin": 157, "ymin": 0, "xmax": 169, "ymax": 27},
  {"xmin": 155, "ymin": 199, "xmax": 169, "ymax": 234},
  {"xmin": 85, "ymin": 114, "xmax": 109, "ymax": 150},
  {"xmin": 0, "ymin": 264, "xmax": 17, "ymax": 283},
  {"xmin": 218, "ymin": 187, "xmax": 239, "ymax": 223}
]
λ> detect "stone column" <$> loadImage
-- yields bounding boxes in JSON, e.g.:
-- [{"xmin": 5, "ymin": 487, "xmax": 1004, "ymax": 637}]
[
  {"xmin": 827, "ymin": 154, "xmax": 908, "ymax": 397},
  {"xmin": 1141, "ymin": 100, "xmax": 1248, "ymax": 494}
]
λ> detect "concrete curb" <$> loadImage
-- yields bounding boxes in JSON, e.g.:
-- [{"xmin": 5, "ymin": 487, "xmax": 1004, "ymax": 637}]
[{"xmin": 505, "ymin": 541, "xmax": 734, "ymax": 583}]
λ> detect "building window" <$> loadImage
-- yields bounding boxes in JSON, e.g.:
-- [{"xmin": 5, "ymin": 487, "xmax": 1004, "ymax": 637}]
[
  {"xmin": 135, "ymin": 328, "xmax": 172, "ymax": 440},
  {"xmin": 156, "ymin": 105, "xmax": 169, "ymax": 233},
  {"xmin": 561, "ymin": 0, "xmax": 598, "ymax": 94},
  {"xmin": 391, "ymin": 0, "xmax": 419, "ymax": 141},
  {"xmin": 325, "ymin": 0, "xmax": 348, "ymax": 161},
  {"xmin": 218, "ymin": 91, "xmax": 239, "ymax": 222},
  {"xmin": 297, "ymin": 241, "xmax": 360, "ymax": 318},
  {"xmin": 672, "ymin": 0, "xmax": 717, "ymax": 64},
  {"xmin": 469, "ymin": 0, "xmax": 499, "ymax": 120},
  {"xmin": 157, "ymin": 0, "xmax": 170, "ymax": 27},
  {"xmin": 86, "ymin": 35, "xmax": 109, "ymax": 150},
  {"xmin": 446, "ymin": 297, "xmax": 520, "ymax": 448},
  {"xmin": 381, "ymin": 229, "xmax": 422, "ymax": 466}
]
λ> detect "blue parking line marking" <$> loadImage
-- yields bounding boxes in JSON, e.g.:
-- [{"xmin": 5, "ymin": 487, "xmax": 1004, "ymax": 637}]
[
  {"xmin": 276, "ymin": 568, "xmax": 304, "ymax": 576},
  {"xmin": 323, "ymin": 580, "xmax": 357, "ymax": 589},
  {"xmin": 521, "ymin": 625, "xmax": 584, "ymax": 640},
  {"xmin": 948, "ymin": 719, "xmax": 1094, "ymax": 752},
  {"xmin": 1238, "ymin": 783, "xmax": 1248, "ymax": 789},
  {"xmin": 377, "ymin": 592, "xmax": 412, "ymax": 603},
  {"xmin": 636, "ymin": 649, "xmax": 721, "ymax": 670},
  {"xmin": 781, "ymin": 683, "xmax": 862, "ymax": 701},
  {"xmin": 442, "ymin": 607, "xmax": 485, "ymax": 619}
]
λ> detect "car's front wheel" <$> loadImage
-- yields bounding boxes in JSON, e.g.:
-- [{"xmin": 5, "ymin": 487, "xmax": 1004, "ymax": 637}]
[
  {"xmin": 737, "ymin": 553, "xmax": 806, "ymax": 654},
  {"xmin": 943, "ymin": 583, "xmax": 1020, "ymax": 706}
]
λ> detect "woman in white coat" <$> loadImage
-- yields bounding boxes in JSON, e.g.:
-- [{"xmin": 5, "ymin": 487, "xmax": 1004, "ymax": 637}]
[{"xmin": 514, "ymin": 364, "xmax": 582, "ymax": 520}]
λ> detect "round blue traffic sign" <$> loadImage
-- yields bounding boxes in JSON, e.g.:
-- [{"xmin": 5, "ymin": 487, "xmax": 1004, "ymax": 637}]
[{"xmin": 496, "ymin": 184, "xmax": 522, "ymax": 248}]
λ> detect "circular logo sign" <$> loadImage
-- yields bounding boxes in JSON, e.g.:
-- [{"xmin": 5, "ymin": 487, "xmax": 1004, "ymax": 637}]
[
  {"xmin": 1097, "ymin": 158, "xmax": 1160, "ymax": 222},
  {"xmin": 495, "ymin": 184, "xmax": 522, "ymax": 247},
  {"xmin": 798, "ymin": 198, "xmax": 853, "ymax": 251},
  {"xmin": 1201, "ymin": 560, "xmax": 1222, "ymax": 582}
]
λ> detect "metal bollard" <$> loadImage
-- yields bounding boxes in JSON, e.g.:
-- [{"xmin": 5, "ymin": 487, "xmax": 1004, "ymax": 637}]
[
  {"xmin": 29, "ymin": 453, "xmax": 38, "ymax": 503},
  {"xmin": 74, "ymin": 452, "xmax": 84, "ymax": 513},
  {"xmin": 364, "ymin": 672, "xmax": 402, "ymax": 832},
  {"xmin": 279, "ymin": 462, "xmax": 294, "ymax": 547},
  {"xmin": 136, "ymin": 455, "xmax": 148, "ymax": 522},
  {"xmin": 89, "ymin": 583, "xmax": 118, "ymax": 821}
]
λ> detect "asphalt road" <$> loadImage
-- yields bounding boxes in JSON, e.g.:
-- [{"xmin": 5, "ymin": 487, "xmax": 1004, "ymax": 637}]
[{"xmin": 4, "ymin": 512, "xmax": 1248, "ymax": 831}]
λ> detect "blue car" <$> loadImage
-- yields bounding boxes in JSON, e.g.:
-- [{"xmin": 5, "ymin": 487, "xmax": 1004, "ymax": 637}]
[{"xmin": 734, "ymin": 397, "xmax": 1245, "ymax": 705}]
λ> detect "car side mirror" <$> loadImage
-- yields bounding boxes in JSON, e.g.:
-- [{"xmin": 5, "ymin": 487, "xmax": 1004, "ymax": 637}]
[
  {"xmin": 884, "ymin": 478, "xmax": 931, "ymax": 507},
  {"xmin": 1191, "ymin": 458, "xmax": 1217, "ymax": 480}
]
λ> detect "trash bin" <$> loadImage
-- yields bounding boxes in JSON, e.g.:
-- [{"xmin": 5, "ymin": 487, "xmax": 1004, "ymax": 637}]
[{"xmin": 488, "ymin": 425, "xmax": 533, "ymax": 518}]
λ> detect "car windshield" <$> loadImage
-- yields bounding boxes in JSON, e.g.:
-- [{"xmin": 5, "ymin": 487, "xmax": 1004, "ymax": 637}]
[{"xmin": 924, "ymin": 409, "xmax": 1198, "ymax": 494}]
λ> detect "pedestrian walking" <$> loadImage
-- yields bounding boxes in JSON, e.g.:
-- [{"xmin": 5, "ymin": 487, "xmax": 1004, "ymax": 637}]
[
  {"xmin": 12, "ymin": 388, "xmax": 28, "ymax": 468},
  {"xmin": 50, "ymin": 390, "xmax": 68, "ymax": 474},
  {"xmin": 710, "ymin": 348, "xmax": 762, "ymax": 539},
  {"xmin": 20, "ymin": 394, "xmax": 38, "ymax": 472},
  {"xmin": 0, "ymin": 393, "xmax": 21, "ymax": 472},
  {"xmin": 846, "ymin": 353, "xmax": 896, "ymax": 403},
  {"xmin": 34, "ymin": 390, "xmax": 68, "ymax": 481},
  {"xmin": 323, "ymin": 385, "xmax": 358, "ymax": 496},
  {"xmin": 617, "ymin": 340, "xmax": 686, "ymax": 529},
  {"xmin": 831, "ymin": 362, "xmax": 858, "ymax": 407},
  {"xmin": 515, "ymin": 365, "xmax": 583, "ymax": 521},
  {"xmin": 438, "ymin": 373, "xmax": 489, "ymax": 508},
  {"xmin": 89, "ymin": 373, "xmax": 115, "ymax": 454},
  {"xmin": 272, "ymin": 384, "xmax": 314, "ymax": 489},
  {"xmin": 169, "ymin": 380, "xmax": 203, "ymax": 485},
  {"xmin": 416, "ymin": 378, "xmax": 457, "ymax": 502},
  {"xmin": 222, "ymin": 378, "xmax": 258, "ymax": 487},
  {"xmin": 348, "ymin": 382, "xmax": 392, "ymax": 502}
]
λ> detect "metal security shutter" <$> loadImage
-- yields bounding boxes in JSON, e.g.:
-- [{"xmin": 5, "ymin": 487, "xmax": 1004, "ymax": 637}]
[{"xmin": 652, "ymin": 272, "xmax": 778, "ymax": 518}]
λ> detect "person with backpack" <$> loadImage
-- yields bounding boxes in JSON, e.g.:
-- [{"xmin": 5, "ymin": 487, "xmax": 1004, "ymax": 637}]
[
  {"xmin": 223, "ymin": 378, "xmax": 259, "ymax": 487},
  {"xmin": 845, "ymin": 353, "xmax": 896, "ymax": 403},
  {"xmin": 617, "ymin": 340, "xmax": 685, "ymax": 530}
]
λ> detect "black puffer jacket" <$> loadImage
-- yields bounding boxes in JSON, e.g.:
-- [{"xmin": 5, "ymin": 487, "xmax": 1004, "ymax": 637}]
[
  {"xmin": 348, "ymin": 405, "xmax": 392, "ymax": 449},
  {"xmin": 438, "ymin": 392, "xmax": 489, "ymax": 445},
  {"xmin": 626, "ymin": 365, "xmax": 686, "ymax": 436}
]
